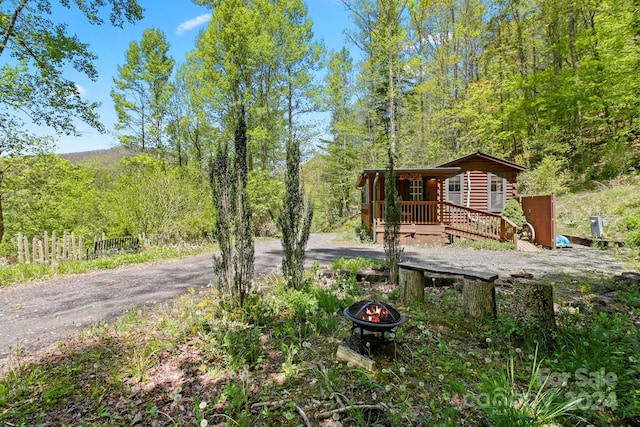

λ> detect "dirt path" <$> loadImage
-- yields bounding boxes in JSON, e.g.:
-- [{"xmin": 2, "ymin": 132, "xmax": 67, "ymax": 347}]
[{"xmin": 0, "ymin": 234, "xmax": 628, "ymax": 367}]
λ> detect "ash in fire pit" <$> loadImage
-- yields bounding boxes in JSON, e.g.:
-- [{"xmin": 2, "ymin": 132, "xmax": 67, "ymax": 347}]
[{"xmin": 343, "ymin": 300, "xmax": 406, "ymax": 352}]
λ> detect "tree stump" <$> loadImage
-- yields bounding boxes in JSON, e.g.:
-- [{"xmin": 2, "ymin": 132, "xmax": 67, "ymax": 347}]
[
  {"xmin": 513, "ymin": 279, "xmax": 555, "ymax": 329},
  {"xmin": 399, "ymin": 268, "xmax": 425, "ymax": 304},
  {"xmin": 462, "ymin": 279, "xmax": 496, "ymax": 322}
]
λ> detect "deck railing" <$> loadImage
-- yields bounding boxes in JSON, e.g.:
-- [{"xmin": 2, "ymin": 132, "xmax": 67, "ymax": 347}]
[
  {"xmin": 373, "ymin": 201, "xmax": 517, "ymax": 243},
  {"xmin": 375, "ymin": 201, "xmax": 440, "ymax": 224},
  {"xmin": 443, "ymin": 202, "xmax": 517, "ymax": 244}
]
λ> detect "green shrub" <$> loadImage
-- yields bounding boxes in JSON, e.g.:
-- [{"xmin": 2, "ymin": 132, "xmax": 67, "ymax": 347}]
[
  {"xmin": 517, "ymin": 155, "xmax": 569, "ymax": 196},
  {"xmin": 501, "ymin": 199, "xmax": 526, "ymax": 228}
]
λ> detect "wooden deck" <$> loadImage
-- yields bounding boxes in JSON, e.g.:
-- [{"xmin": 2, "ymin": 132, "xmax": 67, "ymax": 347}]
[{"xmin": 371, "ymin": 201, "xmax": 517, "ymax": 245}]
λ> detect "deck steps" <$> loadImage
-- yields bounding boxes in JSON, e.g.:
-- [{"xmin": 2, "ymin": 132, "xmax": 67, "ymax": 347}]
[{"xmin": 517, "ymin": 239, "xmax": 539, "ymax": 252}]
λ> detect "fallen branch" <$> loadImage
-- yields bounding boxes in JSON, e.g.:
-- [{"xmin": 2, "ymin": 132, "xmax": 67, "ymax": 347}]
[
  {"xmin": 251, "ymin": 400, "xmax": 285, "ymax": 411},
  {"xmin": 294, "ymin": 403, "xmax": 312, "ymax": 427},
  {"xmin": 316, "ymin": 403, "xmax": 388, "ymax": 419}
]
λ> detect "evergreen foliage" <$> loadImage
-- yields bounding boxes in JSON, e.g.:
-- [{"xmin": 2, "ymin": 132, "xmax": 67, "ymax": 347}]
[
  {"xmin": 279, "ymin": 135, "xmax": 314, "ymax": 290},
  {"xmin": 211, "ymin": 108, "xmax": 254, "ymax": 308},
  {"xmin": 501, "ymin": 199, "xmax": 526, "ymax": 229},
  {"xmin": 383, "ymin": 150, "xmax": 402, "ymax": 284}
]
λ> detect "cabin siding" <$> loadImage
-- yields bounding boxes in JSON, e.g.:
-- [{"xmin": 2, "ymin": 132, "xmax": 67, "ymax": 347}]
[
  {"xmin": 357, "ymin": 152, "xmax": 527, "ymax": 244},
  {"xmin": 443, "ymin": 158, "xmax": 520, "ymax": 211}
]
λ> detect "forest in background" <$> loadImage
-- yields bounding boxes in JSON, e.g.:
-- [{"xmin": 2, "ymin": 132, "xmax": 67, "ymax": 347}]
[{"xmin": 2, "ymin": 0, "xmax": 640, "ymax": 258}]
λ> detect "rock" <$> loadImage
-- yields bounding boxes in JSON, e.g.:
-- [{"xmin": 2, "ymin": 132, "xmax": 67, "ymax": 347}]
[
  {"xmin": 356, "ymin": 268, "xmax": 389, "ymax": 283},
  {"xmin": 591, "ymin": 295, "xmax": 617, "ymax": 313},
  {"xmin": 592, "ymin": 295, "xmax": 615, "ymax": 306},
  {"xmin": 615, "ymin": 272, "xmax": 640, "ymax": 287},
  {"xmin": 592, "ymin": 283, "xmax": 614, "ymax": 294},
  {"xmin": 320, "ymin": 269, "xmax": 353, "ymax": 279}
]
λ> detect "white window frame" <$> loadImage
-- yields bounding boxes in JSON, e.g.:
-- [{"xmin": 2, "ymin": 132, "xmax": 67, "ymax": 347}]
[
  {"xmin": 409, "ymin": 179, "xmax": 423, "ymax": 201},
  {"xmin": 488, "ymin": 172, "xmax": 507, "ymax": 212},
  {"xmin": 446, "ymin": 174, "xmax": 463, "ymax": 205},
  {"xmin": 361, "ymin": 179, "xmax": 370, "ymax": 205}
]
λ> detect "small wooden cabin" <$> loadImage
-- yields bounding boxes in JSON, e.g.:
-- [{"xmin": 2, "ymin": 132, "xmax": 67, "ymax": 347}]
[{"xmin": 357, "ymin": 151, "xmax": 527, "ymax": 245}]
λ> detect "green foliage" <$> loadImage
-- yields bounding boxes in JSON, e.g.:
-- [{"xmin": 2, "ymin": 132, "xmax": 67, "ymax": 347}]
[
  {"xmin": 2, "ymin": 154, "xmax": 102, "ymax": 240},
  {"xmin": 111, "ymin": 27, "xmax": 175, "ymax": 154},
  {"xmin": 247, "ymin": 169, "xmax": 284, "ymax": 237},
  {"xmin": 329, "ymin": 257, "xmax": 386, "ymax": 273},
  {"xmin": 106, "ymin": 154, "xmax": 214, "ymax": 241},
  {"xmin": 556, "ymin": 173, "xmax": 640, "ymax": 240},
  {"xmin": 621, "ymin": 215, "xmax": 640, "ymax": 248},
  {"xmin": 501, "ymin": 199, "xmax": 526, "ymax": 228},
  {"xmin": 221, "ymin": 325, "xmax": 262, "ymax": 369},
  {"xmin": 210, "ymin": 109, "xmax": 254, "ymax": 308},
  {"xmin": 0, "ymin": 1, "xmax": 143, "ymax": 153},
  {"xmin": 383, "ymin": 152, "xmax": 402, "ymax": 285},
  {"xmin": 517, "ymin": 155, "xmax": 569, "ymax": 196},
  {"xmin": 476, "ymin": 348, "xmax": 582, "ymax": 426}
]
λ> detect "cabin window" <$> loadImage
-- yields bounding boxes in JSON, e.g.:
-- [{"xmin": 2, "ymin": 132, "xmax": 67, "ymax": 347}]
[
  {"xmin": 446, "ymin": 174, "xmax": 463, "ymax": 205},
  {"xmin": 361, "ymin": 180, "xmax": 369, "ymax": 205},
  {"xmin": 409, "ymin": 179, "xmax": 423, "ymax": 201},
  {"xmin": 488, "ymin": 173, "xmax": 507, "ymax": 212}
]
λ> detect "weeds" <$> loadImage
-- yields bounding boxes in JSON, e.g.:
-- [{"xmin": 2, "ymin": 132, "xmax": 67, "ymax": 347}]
[
  {"xmin": 1, "ymin": 266, "xmax": 638, "ymax": 426},
  {"xmin": 0, "ymin": 244, "xmax": 217, "ymax": 287}
]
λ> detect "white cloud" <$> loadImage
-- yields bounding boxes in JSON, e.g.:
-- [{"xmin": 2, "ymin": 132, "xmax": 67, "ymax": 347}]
[
  {"xmin": 176, "ymin": 14, "xmax": 211, "ymax": 35},
  {"xmin": 75, "ymin": 84, "xmax": 88, "ymax": 97}
]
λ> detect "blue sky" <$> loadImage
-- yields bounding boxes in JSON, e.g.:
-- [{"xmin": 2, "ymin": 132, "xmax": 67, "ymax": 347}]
[{"xmin": 48, "ymin": 0, "xmax": 354, "ymax": 153}]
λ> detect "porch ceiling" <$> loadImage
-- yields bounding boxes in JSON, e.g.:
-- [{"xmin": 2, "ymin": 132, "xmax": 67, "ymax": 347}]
[{"xmin": 356, "ymin": 167, "xmax": 462, "ymax": 187}]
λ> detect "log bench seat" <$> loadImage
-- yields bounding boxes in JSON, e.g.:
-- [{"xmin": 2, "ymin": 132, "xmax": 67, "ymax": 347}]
[
  {"xmin": 397, "ymin": 261, "xmax": 499, "ymax": 321},
  {"xmin": 398, "ymin": 262, "xmax": 498, "ymax": 283}
]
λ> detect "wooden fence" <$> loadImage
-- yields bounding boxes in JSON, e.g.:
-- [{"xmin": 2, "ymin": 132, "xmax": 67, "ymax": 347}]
[{"xmin": 16, "ymin": 231, "xmax": 84, "ymax": 264}]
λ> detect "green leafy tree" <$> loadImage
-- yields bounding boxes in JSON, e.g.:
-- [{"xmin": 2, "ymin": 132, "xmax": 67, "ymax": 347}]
[
  {"xmin": 195, "ymin": 0, "xmax": 261, "ymax": 307},
  {"xmin": 321, "ymin": 48, "xmax": 362, "ymax": 228},
  {"xmin": 0, "ymin": 0, "xmax": 143, "ymax": 242},
  {"xmin": 345, "ymin": 0, "xmax": 407, "ymax": 282},
  {"xmin": 275, "ymin": 0, "xmax": 320, "ymax": 289},
  {"xmin": 106, "ymin": 154, "xmax": 213, "ymax": 241},
  {"xmin": 111, "ymin": 28, "xmax": 175, "ymax": 155},
  {"xmin": 2, "ymin": 154, "xmax": 101, "ymax": 240},
  {"xmin": 0, "ymin": 0, "xmax": 142, "ymax": 141},
  {"xmin": 247, "ymin": 169, "xmax": 283, "ymax": 237},
  {"xmin": 165, "ymin": 66, "xmax": 217, "ymax": 169}
]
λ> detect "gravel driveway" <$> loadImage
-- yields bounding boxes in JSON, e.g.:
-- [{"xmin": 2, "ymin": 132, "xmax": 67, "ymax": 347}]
[{"xmin": 0, "ymin": 234, "xmax": 628, "ymax": 368}]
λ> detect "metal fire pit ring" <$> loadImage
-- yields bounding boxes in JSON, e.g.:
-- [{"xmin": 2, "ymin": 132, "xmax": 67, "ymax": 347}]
[{"xmin": 343, "ymin": 299, "xmax": 407, "ymax": 333}]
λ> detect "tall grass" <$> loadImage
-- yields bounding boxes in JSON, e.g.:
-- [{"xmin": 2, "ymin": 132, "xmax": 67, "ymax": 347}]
[{"xmin": 0, "ymin": 244, "xmax": 217, "ymax": 287}]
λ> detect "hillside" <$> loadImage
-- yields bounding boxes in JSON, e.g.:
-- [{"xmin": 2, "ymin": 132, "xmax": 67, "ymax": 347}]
[
  {"xmin": 60, "ymin": 147, "xmax": 133, "ymax": 167},
  {"xmin": 556, "ymin": 173, "xmax": 640, "ymax": 243}
]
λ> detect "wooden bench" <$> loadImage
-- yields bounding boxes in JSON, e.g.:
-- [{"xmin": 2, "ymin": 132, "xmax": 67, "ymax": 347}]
[
  {"xmin": 398, "ymin": 261, "xmax": 498, "ymax": 321},
  {"xmin": 86, "ymin": 237, "xmax": 140, "ymax": 259}
]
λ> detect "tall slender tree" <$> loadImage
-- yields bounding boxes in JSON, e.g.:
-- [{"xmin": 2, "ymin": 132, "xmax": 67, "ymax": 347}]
[
  {"xmin": 195, "ymin": 0, "xmax": 261, "ymax": 306},
  {"xmin": 344, "ymin": 0, "xmax": 408, "ymax": 282},
  {"xmin": 322, "ymin": 48, "xmax": 362, "ymax": 226},
  {"xmin": 274, "ymin": 0, "xmax": 321, "ymax": 289},
  {"xmin": 111, "ymin": 28, "xmax": 175, "ymax": 155}
]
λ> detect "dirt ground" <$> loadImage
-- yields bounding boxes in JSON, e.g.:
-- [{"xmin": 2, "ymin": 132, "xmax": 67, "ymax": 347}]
[{"xmin": 0, "ymin": 234, "xmax": 630, "ymax": 370}]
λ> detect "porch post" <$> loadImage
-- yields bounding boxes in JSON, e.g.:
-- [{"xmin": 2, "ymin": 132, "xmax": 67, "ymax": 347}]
[
  {"xmin": 439, "ymin": 178, "xmax": 444, "ymax": 224},
  {"xmin": 372, "ymin": 172, "xmax": 379, "ymax": 242}
]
